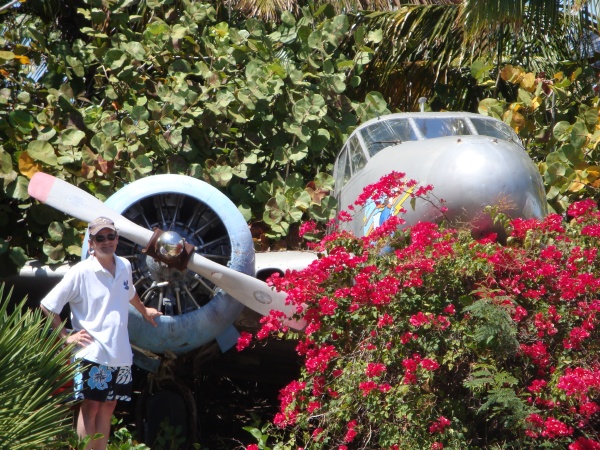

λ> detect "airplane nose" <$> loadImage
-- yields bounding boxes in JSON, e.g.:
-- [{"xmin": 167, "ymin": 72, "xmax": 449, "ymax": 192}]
[{"xmin": 426, "ymin": 137, "xmax": 547, "ymax": 238}]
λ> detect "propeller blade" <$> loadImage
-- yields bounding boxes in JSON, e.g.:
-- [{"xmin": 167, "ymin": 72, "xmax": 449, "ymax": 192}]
[
  {"xmin": 186, "ymin": 253, "xmax": 298, "ymax": 320},
  {"xmin": 29, "ymin": 172, "xmax": 154, "ymax": 242},
  {"xmin": 28, "ymin": 173, "xmax": 305, "ymax": 330}
]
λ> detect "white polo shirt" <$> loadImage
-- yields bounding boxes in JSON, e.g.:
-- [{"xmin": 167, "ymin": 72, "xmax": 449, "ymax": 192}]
[{"xmin": 41, "ymin": 255, "xmax": 135, "ymax": 367}]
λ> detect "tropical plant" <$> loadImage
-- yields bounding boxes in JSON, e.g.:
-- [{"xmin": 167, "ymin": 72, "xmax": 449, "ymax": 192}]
[
  {"xmin": 0, "ymin": 1, "xmax": 389, "ymax": 275},
  {"xmin": 357, "ymin": 0, "xmax": 600, "ymax": 111},
  {"xmin": 67, "ymin": 417, "xmax": 154, "ymax": 449},
  {"xmin": 0, "ymin": 283, "xmax": 78, "ymax": 449},
  {"xmin": 240, "ymin": 175, "xmax": 600, "ymax": 449},
  {"xmin": 474, "ymin": 63, "xmax": 600, "ymax": 215},
  {"xmin": 212, "ymin": 0, "xmax": 600, "ymax": 112}
]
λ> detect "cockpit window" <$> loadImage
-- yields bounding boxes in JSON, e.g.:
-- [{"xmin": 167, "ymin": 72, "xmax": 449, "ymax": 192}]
[
  {"xmin": 360, "ymin": 119, "xmax": 419, "ymax": 156},
  {"xmin": 347, "ymin": 135, "xmax": 367, "ymax": 174},
  {"xmin": 334, "ymin": 114, "xmax": 523, "ymax": 192},
  {"xmin": 469, "ymin": 118, "xmax": 520, "ymax": 142},
  {"xmin": 334, "ymin": 148, "xmax": 352, "ymax": 187},
  {"xmin": 412, "ymin": 118, "xmax": 472, "ymax": 139}
]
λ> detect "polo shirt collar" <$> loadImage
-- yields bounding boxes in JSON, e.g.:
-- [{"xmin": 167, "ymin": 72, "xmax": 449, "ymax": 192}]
[{"xmin": 89, "ymin": 254, "xmax": 123, "ymax": 276}]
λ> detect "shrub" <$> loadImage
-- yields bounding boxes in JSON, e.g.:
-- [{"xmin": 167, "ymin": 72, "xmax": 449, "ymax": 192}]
[
  {"xmin": 0, "ymin": 284, "xmax": 78, "ymax": 448},
  {"xmin": 242, "ymin": 174, "xmax": 600, "ymax": 449}
]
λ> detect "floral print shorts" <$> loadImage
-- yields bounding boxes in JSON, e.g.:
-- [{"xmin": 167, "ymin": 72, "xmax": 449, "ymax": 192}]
[{"xmin": 74, "ymin": 359, "xmax": 132, "ymax": 402}]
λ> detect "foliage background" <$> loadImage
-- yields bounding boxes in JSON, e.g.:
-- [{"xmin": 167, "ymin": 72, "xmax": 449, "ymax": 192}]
[
  {"xmin": 2, "ymin": 0, "xmax": 600, "ymax": 277},
  {"xmin": 0, "ymin": 1, "xmax": 392, "ymax": 275}
]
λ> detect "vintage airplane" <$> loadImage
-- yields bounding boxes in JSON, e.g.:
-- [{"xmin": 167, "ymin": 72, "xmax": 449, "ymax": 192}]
[
  {"xmin": 17, "ymin": 110, "xmax": 547, "ymax": 446},
  {"xmin": 334, "ymin": 111, "xmax": 546, "ymax": 239}
]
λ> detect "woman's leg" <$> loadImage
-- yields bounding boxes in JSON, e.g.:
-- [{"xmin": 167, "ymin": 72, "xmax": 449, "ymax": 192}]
[{"xmin": 76, "ymin": 398, "xmax": 117, "ymax": 450}]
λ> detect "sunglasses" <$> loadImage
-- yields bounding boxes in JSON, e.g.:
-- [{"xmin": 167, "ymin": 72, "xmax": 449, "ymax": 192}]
[{"xmin": 93, "ymin": 233, "xmax": 117, "ymax": 243}]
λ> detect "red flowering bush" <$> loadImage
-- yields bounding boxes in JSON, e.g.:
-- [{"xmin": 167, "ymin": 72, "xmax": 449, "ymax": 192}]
[{"xmin": 242, "ymin": 176, "xmax": 600, "ymax": 449}]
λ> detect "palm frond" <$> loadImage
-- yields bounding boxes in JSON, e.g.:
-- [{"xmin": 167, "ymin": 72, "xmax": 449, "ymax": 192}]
[
  {"xmin": 347, "ymin": 1, "xmax": 600, "ymax": 111},
  {"xmin": 230, "ymin": 0, "xmax": 299, "ymax": 21}
]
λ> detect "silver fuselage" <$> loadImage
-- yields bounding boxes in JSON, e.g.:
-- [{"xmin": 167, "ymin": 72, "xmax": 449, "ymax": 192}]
[{"xmin": 332, "ymin": 112, "xmax": 547, "ymax": 239}]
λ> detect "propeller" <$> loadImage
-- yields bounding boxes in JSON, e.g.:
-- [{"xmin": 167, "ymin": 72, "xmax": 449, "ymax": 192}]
[{"xmin": 28, "ymin": 172, "xmax": 305, "ymax": 330}]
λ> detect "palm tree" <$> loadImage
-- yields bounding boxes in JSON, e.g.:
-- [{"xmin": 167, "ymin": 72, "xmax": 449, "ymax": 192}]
[{"xmin": 357, "ymin": 0, "xmax": 600, "ymax": 110}]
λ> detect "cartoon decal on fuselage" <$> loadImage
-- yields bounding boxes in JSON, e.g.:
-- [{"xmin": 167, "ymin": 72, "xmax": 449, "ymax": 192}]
[{"xmin": 363, "ymin": 186, "xmax": 415, "ymax": 236}]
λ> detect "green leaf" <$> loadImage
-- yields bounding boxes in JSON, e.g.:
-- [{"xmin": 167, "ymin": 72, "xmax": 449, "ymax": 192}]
[
  {"xmin": 9, "ymin": 111, "xmax": 34, "ymax": 134},
  {"xmin": 8, "ymin": 247, "xmax": 28, "ymax": 267},
  {"xmin": 281, "ymin": 11, "xmax": 296, "ymax": 27},
  {"xmin": 104, "ymin": 49, "xmax": 127, "ymax": 70},
  {"xmin": 133, "ymin": 155, "xmax": 153, "ymax": 174},
  {"xmin": 553, "ymin": 121, "xmax": 571, "ymax": 142},
  {"xmin": 478, "ymin": 98, "xmax": 503, "ymax": 118},
  {"xmin": 584, "ymin": 108, "xmax": 599, "ymax": 128},
  {"xmin": 65, "ymin": 55, "xmax": 85, "ymax": 78},
  {"xmin": 167, "ymin": 129, "xmax": 183, "ymax": 147},
  {"xmin": 471, "ymin": 60, "xmax": 493, "ymax": 82},
  {"xmin": 309, "ymin": 128, "xmax": 331, "ymax": 151},
  {"xmin": 123, "ymin": 41, "xmax": 147, "ymax": 60},
  {"xmin": 544, "ymin": 161, "xmax": 566, "ymax": 183},
  {"xmin": 294, "ymin": 190, "xmax": 311, "ymax": 211},
  {"xmin": 314, "ymin": 172, "xmax": 335, "ymax": 191},
  {"xmin": 0, "ymin": 238, "xmax": 7, "ymax": 255},
  {"xmin": 355, "ymin": 50, "xmax": 372, "ymax": 66},
  {"xmin": 279, "ymin": 174, "xmax": 301, "ymax": 191},
  {"xmin": 289, "ymin": 143, "xmax": 309, "ymax": 162},
  {"xmin": 356, "ymin": 92, "xmax": 390, "ymax": 122},
  {"xmin": 255, "ymin": 181, "xmax": 273, "ymax": 202},
  {"xmin": 17, "ymin": 91, "xmax": 31, "ymax": 104},
  {"xmin": 60, "ymin": 129, "xmax": 86, "ymax": 146},
  {"xmin": 561, "ymin": 144, "xmax": 584, "ymax": 166},
  {"xmin": 0, "ymin": 50, "xmax": 15, "ymax": 62},
  {"xmin": 102, "ymin": 121, "xmax": 121, "ymax": 137},
  {"xmin": 146, "ymin": 21, "xmax": 169, "ymax": 36},
  {"xmin": 0, "ymin": 150, "xmax": 13, "ymax": 175},
  {"xmin": 37, "ymin": 126, "xmax": 57, "ymax": 141},
  {"xmin": 47, "ymin": 222, "xmax": 65, "ymax": 242},
  {"xmin": 310, "ymin": 195, "xmax": 337, "ymax": 221},
  {"xmin": 131, "ymin": 106, "xmax": 149, "ymax": 122},
  {"xmin": 367, "ymin": 29, "xmax": 383, "ymax": 44},
  {"xmin": 570, "ymin": 121, "xmax": 588, "ymax": 149},
  {"xmin": 327, "ymin": 73, "xmax": 347, "ymax": 94},
  {"xmin": 207, "ymin": 165, "xmax": 233, "ymax": 187},
  {"xmin": 43, "ymin": 242, "xmax": 65, "ymax": 263},
  {"xmin": 27, "ymin": 141, "xmax": 57, "ymax": 166},
  {"xmin": 517, "ymin": 88, "xmax": 532, "ymax": 107}
]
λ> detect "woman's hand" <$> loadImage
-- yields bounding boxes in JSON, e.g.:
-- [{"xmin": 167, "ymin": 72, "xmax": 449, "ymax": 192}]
[
  {"xmin": 65, "ymin": 329, "xmax": 94, "ymax": 347},
  {"xmin": 143, "ymin": 308, "xmax": 163, "ymax": 327}
]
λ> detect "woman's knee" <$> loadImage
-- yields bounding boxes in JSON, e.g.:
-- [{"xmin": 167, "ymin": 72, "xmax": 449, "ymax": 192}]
[
  {"xmin": 98, "ymin": 400, "xmax": 117, "ymax": 414},
  {"xmin": 80, "ymin": 399, "xmax": 102, "ymax": 415}
]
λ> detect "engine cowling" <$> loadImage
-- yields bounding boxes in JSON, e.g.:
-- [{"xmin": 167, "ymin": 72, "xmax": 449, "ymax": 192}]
[{"xmin": 81, "ymin": 175, "xmax": 253, "ymax": 355}]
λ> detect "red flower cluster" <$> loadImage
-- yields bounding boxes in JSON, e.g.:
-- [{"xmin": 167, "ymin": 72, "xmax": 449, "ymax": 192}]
[
  {"xmin": 428, "ymin": 416, "xmax": 451, "ymax": 434},
  {"xmin": 402, "ymin": 353, "xmax": 439, "ymax": 384},
  {"xmin": 365, "ymin": 362, "xmax": 386, "ymax": 378},
  {"xmin": 526, "ymin": 414, "xmax": 574, "ymax": 439},
  {"xmin": 557, "ymin": 367, "xmax": 600, "ymax": 397}
]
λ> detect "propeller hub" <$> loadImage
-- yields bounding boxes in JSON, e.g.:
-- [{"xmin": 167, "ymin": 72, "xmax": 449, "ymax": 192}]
[{"xmin": 156, "ymin": 231, "xmax": 186, "ymax": 261}]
